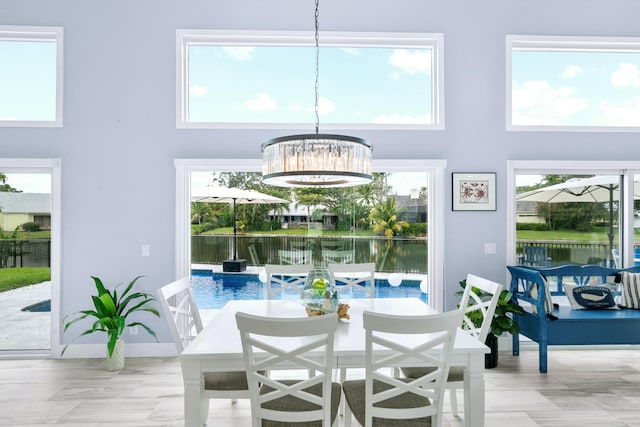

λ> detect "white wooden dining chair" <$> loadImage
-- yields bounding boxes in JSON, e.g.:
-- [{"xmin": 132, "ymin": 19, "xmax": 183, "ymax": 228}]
[
  {"xmin": 264, "ymin": 263, "xmax": 313, "ymax": 299},
  {"xmin": 235, "ymin": 311, "xmax": 341, "ymax": 427},
  {"xmin": 401, "ymin": 273, "xmax": 503, "ymax": 417},
  {"xmin": 328, "ymin": 262, "xmax": 375, "ymax": 299},
  {"xmin": 157, "ymin": 277, "xmax": 250, "ymax": 425},
  {"xmin": 328, "ymin": 262, "xmax": 375, "ymax": 404},
  {"xmin": 342, "ymin": 309, "xmax": 462, "ymax": 427}
]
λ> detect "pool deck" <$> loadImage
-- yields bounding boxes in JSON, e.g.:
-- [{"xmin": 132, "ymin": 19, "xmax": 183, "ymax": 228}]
[{"xmin": 0, "ymin": 281, "xmax": 51, "ymax": 350}]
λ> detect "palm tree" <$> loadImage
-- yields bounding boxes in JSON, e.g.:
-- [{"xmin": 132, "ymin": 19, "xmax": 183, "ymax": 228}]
[{"xmin": 368, "ymin": 198, "xmax": 409, "ymax": 238}]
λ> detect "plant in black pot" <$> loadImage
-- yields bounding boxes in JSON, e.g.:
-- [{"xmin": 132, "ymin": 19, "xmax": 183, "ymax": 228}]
[{"xmin": 457, "ymin": 279, "xmax": 525, "ymax": 368}]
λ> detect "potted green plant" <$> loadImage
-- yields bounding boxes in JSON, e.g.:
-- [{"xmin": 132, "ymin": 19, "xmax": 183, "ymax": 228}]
[
  {"xmin": 62, "ymin": 275, "xmax": 160, "ymax": 371},
  {"xmin": 457, "ymin": 279, "xmax": 525, "ymax": 368}
]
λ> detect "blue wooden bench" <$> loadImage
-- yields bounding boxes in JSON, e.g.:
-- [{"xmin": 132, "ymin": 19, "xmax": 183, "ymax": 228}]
[{"xmin": 506, "ymin": 264, "xmax": 640, "ymax": 373}]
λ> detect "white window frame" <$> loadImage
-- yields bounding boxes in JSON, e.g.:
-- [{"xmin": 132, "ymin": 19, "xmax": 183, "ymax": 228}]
[
  {"xmin": 176, "ymin": 30, "xmax": 445, "ymax": 131},
  {"xmin": 507, "ymin": 160, "xmax": 640, "ymax": 273},
  {"xmin": 0, "ymin": 158, "xmax": 61, "ymax": 357},
  {"xmin": 0, "ymin": 26, "xmax": 64, "ymax": 127},
  {"xmin": 175, "ymin": 158, "xmax": 447, "ymax": 312},
  {"xmin": 506, "ymin": 35, "xmax": 640, "ymax": 133}
]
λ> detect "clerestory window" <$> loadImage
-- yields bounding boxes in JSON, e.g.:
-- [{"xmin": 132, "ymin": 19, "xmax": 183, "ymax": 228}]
[
  {"xmin": 507, "ymin": 35, "xmax": 640, "ymax": 132},
  {"xmin": 176, "ymin": 30, "xmax": 444, "ymax": 130},
  {"xmin": 0, "ymin": 26, "xmax": 63, "ymax": 127}
]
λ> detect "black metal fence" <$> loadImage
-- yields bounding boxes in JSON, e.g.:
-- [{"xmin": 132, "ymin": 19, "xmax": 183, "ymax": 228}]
[
  {"xmin": 516, "ymin": 240, "xmax": 615, "ymax": 266},
  {"xmin": 192, "ymin": 234, "xmax": 428, "ymax": 274},
  {"xmin": 0, "ymin": 239, "xmax": 51, "ymax": 268}
]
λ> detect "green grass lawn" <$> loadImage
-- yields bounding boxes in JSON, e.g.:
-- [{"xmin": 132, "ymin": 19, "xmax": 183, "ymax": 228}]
[{"xmin": 0, "ymin": 268, "xmax": 51, "ymax": 292}]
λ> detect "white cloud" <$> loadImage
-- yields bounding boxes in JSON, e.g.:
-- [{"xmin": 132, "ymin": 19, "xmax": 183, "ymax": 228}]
[
  {"xmin": 562, "ymin": 65, "xmax": 583, "ymax": 79},
  {"xmin": 340, "ymin": 47, "xmax": 361, "ymax": 55},
  {"xmin": 189, "ymin": 84, "xmax": 208, "ymax": 97},
  {"xmin": 244, "ymin": 93, "xmax": 278, "ymax": 111},
  {"xmin": 512, "ymin": 80, "xmax": 588, "ymax": 125},
  {"xmin": 222, "ymin": 46, "xmax": 256, "ymax": 61},
  {"xmin": 374, "ymin": 113, "xmax": 431, "ymax": 124},
  {"xmin": 611, "ymin": 63, "xmax": 640, "ymax": 88},
  {"xmin": 597, "ymin": 97, "xmax": 640, "ymax": 125},
  {"xmin": 305, "ymin": 96, "xmax": 335, "ymax": 115},
  {"xmin": 389, "ymin": 49, "xmax": 430, "ymax": 74},
  {"xmin": 1, "ymin": 116, "xmax": 17, "ymax": 121}
]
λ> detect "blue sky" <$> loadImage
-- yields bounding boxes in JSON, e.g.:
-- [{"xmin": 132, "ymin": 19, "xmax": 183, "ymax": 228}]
[
  {"xmin": 512, "ymin": 50, "xmax": 640, "ymax": 126},
  {"xmin": 0, "ymin": 40, "xmax": 57, "ymax": 121},
  {"xmin": 187, "ymin": 45, "xmax": 432, "ymax": 125},
  {"xmin": 3, "ymin": 37, "xmax": 640, "ymax": 128}
]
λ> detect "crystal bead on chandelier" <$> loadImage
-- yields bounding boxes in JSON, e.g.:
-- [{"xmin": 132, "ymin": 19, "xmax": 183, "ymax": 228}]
[{"xmin": 261, "ymin": 0, "xmax": 373, "ymax": 188}]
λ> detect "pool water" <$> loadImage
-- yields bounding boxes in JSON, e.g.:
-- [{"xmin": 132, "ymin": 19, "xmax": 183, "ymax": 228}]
[{"xmin": 191, "ymin": 270, "xmax": 427, "ymax": 310}]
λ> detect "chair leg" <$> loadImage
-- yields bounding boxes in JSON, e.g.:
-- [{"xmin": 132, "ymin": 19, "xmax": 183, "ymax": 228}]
[
  {"xmin": 344, "ymin": 400, "xmax": 353, "ymax": 427},
  {"xmin": 339, "ymin": 368, "xmax": 347, "ymax": 416},
  {"xmin": 200, "ymin": 397, "xmax": 210, "ymax": 425},
  {"xmin": 449, "ymin": 387, "xmax": 459, "ymax": 417}
]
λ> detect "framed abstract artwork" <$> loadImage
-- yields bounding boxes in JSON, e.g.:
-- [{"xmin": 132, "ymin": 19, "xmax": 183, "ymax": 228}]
[{"xmin": 452, "ymin": 172, "xmax": 496, "ymax": 211}]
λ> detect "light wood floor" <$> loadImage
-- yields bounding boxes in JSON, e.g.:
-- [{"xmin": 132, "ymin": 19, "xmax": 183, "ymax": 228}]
[{"xmin": 1, "ymin": 348, "xmax": 640, "ymax": 426}]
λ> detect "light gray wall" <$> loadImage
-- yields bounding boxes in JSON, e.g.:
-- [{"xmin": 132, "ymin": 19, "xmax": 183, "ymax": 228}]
[{"xmin": 2, "ymin": 0, "xmax": 640, "ymax": 346}]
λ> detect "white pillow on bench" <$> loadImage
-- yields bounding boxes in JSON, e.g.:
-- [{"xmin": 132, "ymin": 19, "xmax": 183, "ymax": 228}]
[
  {"xmin": 563, "ymin": 283, "xmax": 617, "ymax": 310},
  {"xmin": 620, "ymin": 272, "xmax": 640, "ymax": 310}
]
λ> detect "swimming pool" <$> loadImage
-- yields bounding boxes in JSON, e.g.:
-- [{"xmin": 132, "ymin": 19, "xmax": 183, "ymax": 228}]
[{"xmin": 191, "ymin": 270, "xmax": 427, "ymax": 309}]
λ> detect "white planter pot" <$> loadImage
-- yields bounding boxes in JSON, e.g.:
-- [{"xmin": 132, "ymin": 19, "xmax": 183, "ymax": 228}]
[{"xmin": 106, "ymin": 338, "xmax": 125, "ymax": 371}]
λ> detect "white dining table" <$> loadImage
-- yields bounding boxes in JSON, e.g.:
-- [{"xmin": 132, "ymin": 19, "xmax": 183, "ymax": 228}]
[{"xmin": 179, "ymin": 298, "xmax": 489, "ymax": 427}]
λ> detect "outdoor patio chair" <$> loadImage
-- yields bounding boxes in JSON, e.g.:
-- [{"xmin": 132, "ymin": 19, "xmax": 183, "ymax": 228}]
[
  {"xmin": 235, "ymin": 311, "xmax": 341, "ymax": 427},
  {"xmin": 321, "ymin": 249, "xmax": 355, "ymax": 266},
  {"xmin": 278, "ymin": 249, "xmax": 313, "ymax": 265},
  {"xmin": 612, "ymin": 249, "xmax": 621, "ymax": 268},
  {"xmin": 519, "ymin": 245, "xmax": 552, "ymax": 267},
  {"xmin": 342, "ymin": 309, "xmax": 462, "ymax": 427},
  {"xmin": 157, "ymin": 277, "xmax": 250, "ymax": 424},
  {"xmin": 401, "ymin": 273, "xmax": 503, "ymax": 418}
]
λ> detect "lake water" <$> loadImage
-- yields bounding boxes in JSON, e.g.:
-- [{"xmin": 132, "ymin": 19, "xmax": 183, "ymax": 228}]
[{"xmin": 191, "ymin": 270, "xmax": 427, "ymax": 309}]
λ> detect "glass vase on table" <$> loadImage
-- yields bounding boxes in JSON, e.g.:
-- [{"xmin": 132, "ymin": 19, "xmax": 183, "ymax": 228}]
[{"xmin": 301, "ymin": 268, "xmax": 339, "ymax": 316}]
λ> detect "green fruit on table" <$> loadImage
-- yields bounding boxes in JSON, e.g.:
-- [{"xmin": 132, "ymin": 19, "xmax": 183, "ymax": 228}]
[{"xmin": 312, "ymin": 279, "xmax": 326, "ymax": 290}]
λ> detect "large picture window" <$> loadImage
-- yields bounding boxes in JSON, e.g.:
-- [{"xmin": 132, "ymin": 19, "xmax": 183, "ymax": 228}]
[
  {"xmin": 176, "ymin": 31, "xmax": 444, "ymax": 130},
  {"xmin": 508, "ymin": 161, "xmax": 640, "ymax": 271},
  {"xmin": 507, "ymin": 35, "xmax": 640, "ymax": 131},
  {"xmin": 0, "ymin": 26, "xmax": 63, "ymax": 127},
  {"xmin": 175, "ymin": 159, "xmax": 447, "ymax": 311}
]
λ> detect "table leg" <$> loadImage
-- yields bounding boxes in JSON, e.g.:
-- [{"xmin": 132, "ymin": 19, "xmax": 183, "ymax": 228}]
[
  {"xmin": 182, "ymin": 362, "xmax": 204, "ymax": 427},
  {"xmin": 464, "ymin": 354, "xmax": 485, "ymax": 427}
]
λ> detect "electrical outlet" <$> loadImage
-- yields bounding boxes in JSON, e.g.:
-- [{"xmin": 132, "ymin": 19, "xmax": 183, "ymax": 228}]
[{"xmin": 129, "ymin": 326, "xmax": 138, "ymax": 335}]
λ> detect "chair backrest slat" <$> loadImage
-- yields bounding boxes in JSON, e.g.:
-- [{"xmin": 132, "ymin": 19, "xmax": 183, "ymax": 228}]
[
  {"xmin": 328, "ymin": 262, "xmax": 375, "ymax": 298},
  {"xmin": 264, "ymin": 263, "xmax": 313, "ymax": 299},
  {"xmin": 361, "ymin": 309, "xmax": 462, "ymax": 426},
  {"xmin": 236, "ymin": 312, "xmax": 338, "ymax": 427},
  {"xmin": 459, "ymin": 273, "xmax": 503, "ymax": 342},
  {"xmin": 157, "ymin": 277, "xmax": 203, "ymax": 352}
]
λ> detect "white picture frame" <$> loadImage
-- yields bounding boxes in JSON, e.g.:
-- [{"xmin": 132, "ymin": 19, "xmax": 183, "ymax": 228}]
[{"xmin": 452, "ymin": 172, "xmax": 496, "ymax": 211}]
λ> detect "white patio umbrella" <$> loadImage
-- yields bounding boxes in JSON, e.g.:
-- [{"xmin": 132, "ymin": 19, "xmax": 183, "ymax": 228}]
[
  {"xmin": 516, "ymin": 175, "xmax": 640, "ymax": 256},
  {"xmin": 191, "ymin": 186, "xmax": 288, "ymax": 266}
]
